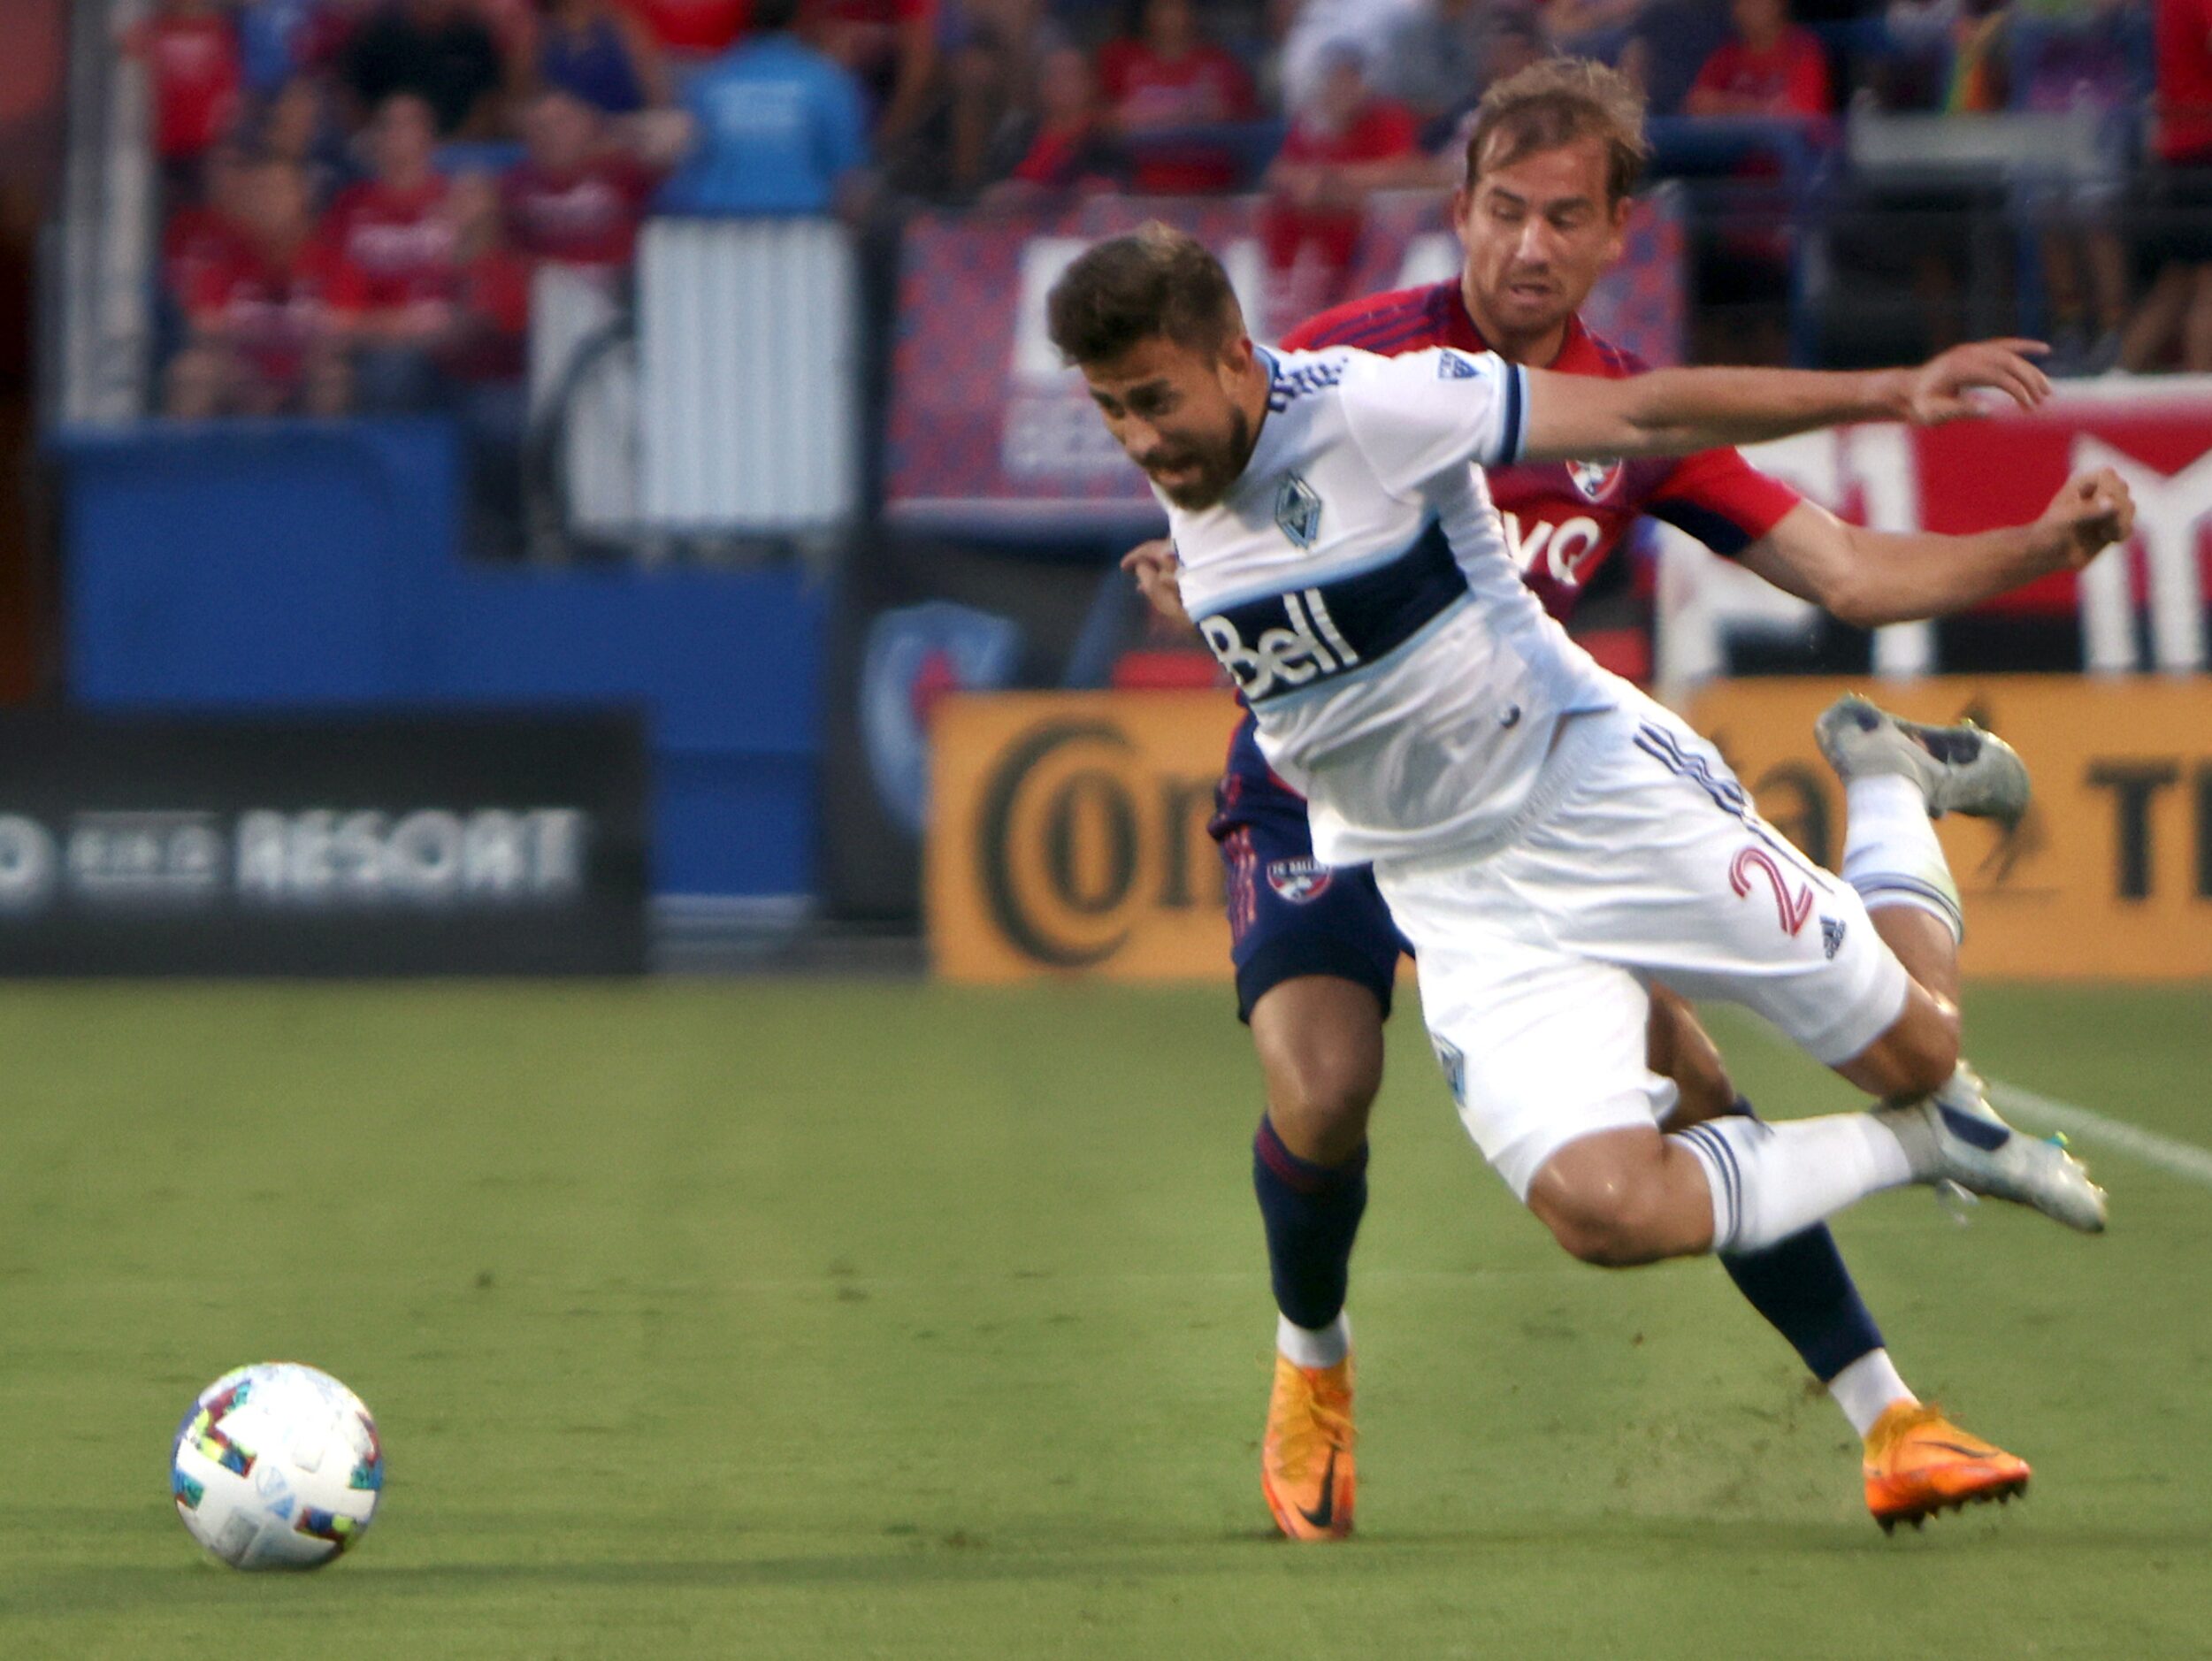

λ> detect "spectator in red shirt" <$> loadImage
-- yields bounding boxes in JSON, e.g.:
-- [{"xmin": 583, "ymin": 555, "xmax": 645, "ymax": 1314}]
[
  {"xmin": 501, "ymin": 88, "xmax": 667, "ymax": 271},
  {"xmin": 819, "ymin": 0, "xmax": 942, "ymax": 146},
  {"xmin": 981, "ymin": 43, "xmax": 1127, "ymax": 207},
  {"xmin": 255, "ymin": 75, "xmax": 355, "ymax": 211},
  {"xmin": 432, "ymin": 170, "xmax": 539, "ymax": 556},
  {"xmin": 432, "ymin": 172, "xmax": 532, "ymax": 386},
  {"xmin": 124, "ymin": 0, "xmax": 244, "ymax": 195},
  {"xmin": 1685, "ymin": 0, "xmax": 1831, "ymax": 360},
  {"xmin": 162, "ymin": 141, "xmax": 253, "ymax": 311},
  {"xmin": 1684, "ymin": 0, "xmax": 1832, "ymax": 118},
  {"xmin": 1098, "ymin": 0, "xmax": 1258, "ymax": 194},
  {"xmin": 320, "ymin": 91, "xmax": 462, "ymax": 407},
  {"xmin": 167, "ymin": 157, "xmax": 357, "ymax": 418},
  {"xmin": 2128, "ymin": 0, "xmax": 2212, "ymax": 369},
  {"xmin": 1260, "ymin": 44, "xmax": 1431, "ymax": 318}
]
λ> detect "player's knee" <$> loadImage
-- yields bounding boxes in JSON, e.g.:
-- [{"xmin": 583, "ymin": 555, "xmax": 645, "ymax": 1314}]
[
  {"xmin": 1527, "ymin": 1169, "xmax": 1673, "ymax": 1268},
  {"xmin": 1858, "ymin": 1000, "xmax": 1960, "ymax": 1100},
  {"xmin": 1539, "ymin": 1199, "xmax": 1669, "ymax": 1268},
  {"xmin": 1263, "ymin": 1048, "xmax": 1379, "ymax": 1164}
]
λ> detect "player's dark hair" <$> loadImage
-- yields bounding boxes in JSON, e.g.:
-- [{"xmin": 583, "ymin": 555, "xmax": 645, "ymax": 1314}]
[
  {"xmin": 1463, "ymin": 57, "xmax": 1650, "ymax": 205},
  {"xmin": 1045, "ymin": 223, "xmax": 1244, "ymax": 366},
  {"xmin": 752, "ymin": 0, "xmax": 804, "ymax": 31}
]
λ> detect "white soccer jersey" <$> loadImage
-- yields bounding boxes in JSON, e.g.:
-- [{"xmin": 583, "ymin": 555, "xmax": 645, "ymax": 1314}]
[{"xmin": 1173, "ymin": 346, "xmax": 1623, "ymax": 867}]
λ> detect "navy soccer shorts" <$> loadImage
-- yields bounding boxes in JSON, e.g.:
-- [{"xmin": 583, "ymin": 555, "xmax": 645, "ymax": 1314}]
[{"xmin": 1209, "ymin": 715, "xmax": 1410, "ymax": 1023}]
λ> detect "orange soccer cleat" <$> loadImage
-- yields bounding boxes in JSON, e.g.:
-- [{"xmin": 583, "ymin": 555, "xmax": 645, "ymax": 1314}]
[
  {"xmin": 1864, "ymin": 1401, "xmax": 2032, "ymax": 1533},
  {"xmin": 1261, "ymin": 1351, "xmax": 1356, "ymax": 1542}
]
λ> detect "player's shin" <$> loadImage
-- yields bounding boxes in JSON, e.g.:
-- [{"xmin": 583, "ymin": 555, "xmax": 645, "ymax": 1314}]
[
  {"xmin": 1253, "ymin": 1116, "xmax": 1365, "ymax": 1366},
  {"xmin": 1671, "ymin": 1113, "xmax": 1916, "ymax": 1256}
]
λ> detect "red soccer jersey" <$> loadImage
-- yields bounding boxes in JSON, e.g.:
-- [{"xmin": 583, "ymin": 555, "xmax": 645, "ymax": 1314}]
[
  {"xmin": 320, "ymin": 177, "xmax": 458, "ymax": 310},
  {"xmin": 1280, "ymin": 282, "xmax": 1802, "ymax": 624},
  {"xmin": 502, "ymin": 155, "xmax": 658, "ymax": 267},
  {"xmin": 1096, "ymin": 40, "xmax": 1255, "ymax": 193},
  {"xmin": 141, "ymin": 13, "xmax": 241, "ymax": 159},
  {"xmin": 187, "ymin": 237, "xmax": 362, "ymax": 383},
  {"xmin": 1689, "ymin": 27, "xmax": 1833, "ymax": 117},
  {"xmin": 2156, "ymin": 0, "xmax": 2212, "ymax": 161}
]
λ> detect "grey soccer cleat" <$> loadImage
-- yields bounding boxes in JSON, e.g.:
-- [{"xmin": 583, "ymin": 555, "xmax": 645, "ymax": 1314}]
[
  {"xmin": 1815, "ymin": 694, "xmax": 2031, "ymax": 826},
  {"xmin": 1879, "ymin": 1066, "xmax": 2108, "ymax": 1233}
]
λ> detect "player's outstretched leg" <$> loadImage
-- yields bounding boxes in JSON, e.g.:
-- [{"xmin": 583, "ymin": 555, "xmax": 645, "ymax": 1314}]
[
  {"xmin": 1250, "ymin": 976, "xmax": 1380, "ymax": 1541},
  {"xmin": 1653, "ymin": 999, "xmax": 1918, "ymax": 1442},
  {"xmin": 1814, "ymin": 694, "xmax": 2106, "ymax": 1229}
]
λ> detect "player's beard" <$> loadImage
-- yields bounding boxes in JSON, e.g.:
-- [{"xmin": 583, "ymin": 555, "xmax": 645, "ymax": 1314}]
[{"xmin": 1152, "ymin": 405, "xmax": 1256, "ymax": 511}]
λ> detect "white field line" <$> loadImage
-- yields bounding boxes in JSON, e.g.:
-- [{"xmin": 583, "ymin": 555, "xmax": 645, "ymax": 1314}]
[{"xmin": 1985, "ymin": 1078, "xmax": 2212, "ymax": 1190}]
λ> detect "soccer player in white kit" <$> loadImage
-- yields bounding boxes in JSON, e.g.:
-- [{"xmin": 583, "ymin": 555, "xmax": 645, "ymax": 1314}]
[{"xmin": 1047, "ymin": 224, "xmax": 2112, "ymax": 1496}]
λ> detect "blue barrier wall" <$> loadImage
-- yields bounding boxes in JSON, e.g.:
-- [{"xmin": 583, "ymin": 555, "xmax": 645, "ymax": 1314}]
[{"xmin": 56, "ymin": 419, "xmax": 825, "ymax": 897}]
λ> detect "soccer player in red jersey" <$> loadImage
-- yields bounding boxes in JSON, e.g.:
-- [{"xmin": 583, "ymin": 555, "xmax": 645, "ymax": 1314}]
[{"xmin": 1126, "ymin": 57, "xmax": 2132, "ymax": 1542}]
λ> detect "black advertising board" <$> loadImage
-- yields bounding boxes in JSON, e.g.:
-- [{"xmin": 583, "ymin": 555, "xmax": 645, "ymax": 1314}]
[{"xmin": 0, "ymin": 712, "xmax": 647, "ymax": 975}]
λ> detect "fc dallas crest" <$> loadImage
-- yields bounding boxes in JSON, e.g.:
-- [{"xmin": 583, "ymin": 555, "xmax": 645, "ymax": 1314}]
[
  {"xmin": 1567, "ymin": 458, "xmax": 1623, "ymax": 502},
  {"xmin": 1267, "ymin": 859, "xmax": 1334, "ymax": 903}
]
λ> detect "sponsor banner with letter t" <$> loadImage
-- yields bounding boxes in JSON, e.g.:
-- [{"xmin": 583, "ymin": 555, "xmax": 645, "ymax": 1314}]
[
  {"xmin": 929, "ymin": 693, "xmax": 1242, "ymax": 982},
  {"xmin": 0, "ymin": 712, "xmax": 647, "ymax": 975},
  {"xmin": 1689, "ymin": 677, "xmax": 2212, "ymax": 981}
]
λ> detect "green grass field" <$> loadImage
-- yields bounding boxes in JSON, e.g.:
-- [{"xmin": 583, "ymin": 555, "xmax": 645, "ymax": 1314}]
[{"xmin": 1, "ymin": 978, "xmax": 2207, "ymax": 1658}]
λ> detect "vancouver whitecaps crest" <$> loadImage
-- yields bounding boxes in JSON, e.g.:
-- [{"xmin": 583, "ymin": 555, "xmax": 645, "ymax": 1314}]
[{"xmin": 1274, "ymin": 473, "xmax": 1322, "ymax": 549}]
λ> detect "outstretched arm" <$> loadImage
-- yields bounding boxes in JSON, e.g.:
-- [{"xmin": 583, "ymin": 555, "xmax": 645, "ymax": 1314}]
[
  {"xmin": 1519, "ymin": 341, "xmax": 2053, "ymax": 463},
  {"xmin": 1735, "ymin": 470, "xmax": 2136, "ymax": 628}
]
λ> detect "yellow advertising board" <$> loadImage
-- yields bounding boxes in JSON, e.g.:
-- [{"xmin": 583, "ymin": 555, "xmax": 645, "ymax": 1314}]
[
  {"xmin": 931, "ymin": 678, "xmax": 2212, "ymax": 984},
  {"xmin": 1688, "ymin": 677, "xmax": 2212, "ymax": 982},
  {"xmin": 929, "ymin": 692, "xmax": 1241, "ymax": 983}
]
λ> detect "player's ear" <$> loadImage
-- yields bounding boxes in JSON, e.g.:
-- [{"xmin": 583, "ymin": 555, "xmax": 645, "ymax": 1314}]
[
  {"xmin": 1450, "ymin": 185, "xmax": 1473, "ymax": 249},
  {"xmin": 1603, "ymin": 193, "xmax": 1631, "ymax": 262}
]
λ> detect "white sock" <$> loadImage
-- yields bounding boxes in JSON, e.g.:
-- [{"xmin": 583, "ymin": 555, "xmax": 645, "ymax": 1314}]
[
  {"xmin": 1828, "ymin": 1348, "xmax": 1917, "ymax": 1439},
  {"xmin": 1842, "ymin": 774, "xmax": 1963, "ymax": 942},
  {"xmin": 1673, "ymin": 1114, "xmax": 1916, "ymax": 1255},
  {"xmin": 1277, "ymin": 1311, "xmax": 1351, "ymax": 1369}
]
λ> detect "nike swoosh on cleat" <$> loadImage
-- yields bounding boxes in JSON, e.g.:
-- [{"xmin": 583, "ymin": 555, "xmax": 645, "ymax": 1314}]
[
  {"xmin": 1296, "ymin": 1448, "xmax": 1339, "ymax": 1531},
  {"xmin": 1919, "ymin": 1441, "xmax": 2008, "ymax": 1460}
]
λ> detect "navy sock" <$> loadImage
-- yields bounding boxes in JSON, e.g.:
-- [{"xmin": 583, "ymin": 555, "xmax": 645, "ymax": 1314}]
[
  {"xmin": 1252, "ymin": 1116, "xmax": 1367, "ymax": 1331},
  {"xmin": 1716, "ymin": 1098, "xmax": 1884, "ymax": 1382}
]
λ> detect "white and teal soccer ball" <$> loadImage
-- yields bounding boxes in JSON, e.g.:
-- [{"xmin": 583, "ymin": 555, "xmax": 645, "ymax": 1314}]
[{"xmin": 170, "ymin": 1363, "xmax": 384, "ymax": 1570}]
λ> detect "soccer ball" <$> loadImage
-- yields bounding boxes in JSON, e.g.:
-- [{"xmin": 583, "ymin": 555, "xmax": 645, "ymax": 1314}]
[{"xmin": 170, "ymin": 1362, "xmax": 384, "ymax": 1569}]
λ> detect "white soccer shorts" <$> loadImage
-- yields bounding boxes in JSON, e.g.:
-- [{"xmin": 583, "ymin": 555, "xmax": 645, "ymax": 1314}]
[{"xmin": 1374, "ymin": 693, "xmax": 1910, "ymax": 1200}]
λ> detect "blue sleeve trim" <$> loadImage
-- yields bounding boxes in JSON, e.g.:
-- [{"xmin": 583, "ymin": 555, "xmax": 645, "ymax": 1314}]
[{"xmin": 1498, "ymin": 363, "xmax": 1527, "ymax": 465}]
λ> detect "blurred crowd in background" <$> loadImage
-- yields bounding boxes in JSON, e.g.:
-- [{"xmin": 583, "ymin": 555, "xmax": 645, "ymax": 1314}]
[{"xmin": 134, "ymin": 0, "xmax": 2208, "ymax": 424}]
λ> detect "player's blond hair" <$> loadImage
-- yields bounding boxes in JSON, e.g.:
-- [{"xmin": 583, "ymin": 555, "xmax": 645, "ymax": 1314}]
[{"xmin": 1463, "ymin": 57, "xmax": 1651, "ymax": 206}]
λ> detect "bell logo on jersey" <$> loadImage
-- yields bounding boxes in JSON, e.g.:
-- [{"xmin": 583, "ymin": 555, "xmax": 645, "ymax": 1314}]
[
  {"xmin": 1274, "ymin": 473, "xmax": 1322, "ymax": 548},
  {"xmin": 1266, "ymin": 858, "xmax": 1334, "ymax": 903},
  {"xmin": 1198, "ymin": 589, "xmax": 1361, "ymax": 702},
  {"xmin": 1569, "ymin": 459, "xmax": 1623, "ymax": 501},
  {"xmin": 1501, "ymin": 511, "xmax": 1606, "ymax": 588}
]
